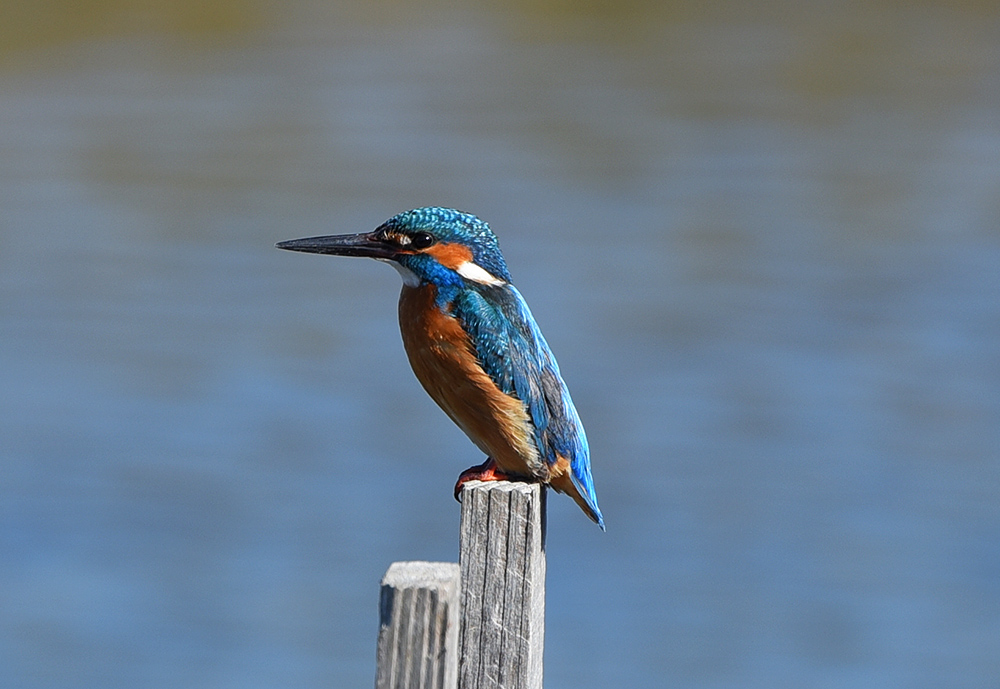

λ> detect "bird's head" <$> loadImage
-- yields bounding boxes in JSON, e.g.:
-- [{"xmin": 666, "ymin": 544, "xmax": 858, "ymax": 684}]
[{"xmin": 276, "ymin": 207, "xmax": 512, "ymax": 288}]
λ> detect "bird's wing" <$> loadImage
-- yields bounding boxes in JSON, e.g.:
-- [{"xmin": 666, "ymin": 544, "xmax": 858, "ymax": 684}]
[{"xmin": 451, "ymin": 285, "xmax": 600, "ymax": 517}]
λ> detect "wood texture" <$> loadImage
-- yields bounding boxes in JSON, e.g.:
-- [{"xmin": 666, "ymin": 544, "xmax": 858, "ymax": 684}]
[
  {"xmin": 458, "ymin": 481, "xmax": 546, "ymax": 689},
  {"xmin": 376, "ymin": 561, "xmax": 461, "ymax": 689}
]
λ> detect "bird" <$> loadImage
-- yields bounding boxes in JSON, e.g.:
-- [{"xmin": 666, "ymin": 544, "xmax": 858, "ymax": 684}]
[{"xmin": 276, "ymin": 207, "xmax": 603, "ymax": 529}]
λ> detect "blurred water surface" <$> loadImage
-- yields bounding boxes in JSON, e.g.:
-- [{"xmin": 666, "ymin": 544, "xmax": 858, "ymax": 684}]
[{"xmin": 2, "ymin": 1, "xmax": 999, "ymax": 687}]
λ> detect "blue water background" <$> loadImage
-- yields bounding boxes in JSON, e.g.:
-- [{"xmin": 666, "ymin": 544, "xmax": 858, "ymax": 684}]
[{"xmin": 2, "ymin": 2, "xmax": 999, "ymax": 687}]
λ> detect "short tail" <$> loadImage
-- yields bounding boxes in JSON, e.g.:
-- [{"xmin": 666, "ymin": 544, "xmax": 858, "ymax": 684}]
[{"xmin": 551, "ymin": 471, "xmax": 605, "ymax": 531}]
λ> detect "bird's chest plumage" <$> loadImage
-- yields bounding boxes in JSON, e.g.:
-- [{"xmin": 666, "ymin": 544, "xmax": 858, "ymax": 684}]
[{"xmin": 397, "ymin": 284, "xmax": 544, "ymax": 478}]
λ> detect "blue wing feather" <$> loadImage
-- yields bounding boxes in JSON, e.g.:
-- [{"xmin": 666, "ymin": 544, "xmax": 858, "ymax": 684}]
[{"xmin": 450, "ymin": 285, "xmax": 602, "ymax": 524}]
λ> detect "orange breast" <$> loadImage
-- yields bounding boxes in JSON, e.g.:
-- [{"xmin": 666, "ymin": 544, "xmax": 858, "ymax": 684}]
[{"xmin": 397, "ymin": 284, "xmax": 545, "ymax": 479}]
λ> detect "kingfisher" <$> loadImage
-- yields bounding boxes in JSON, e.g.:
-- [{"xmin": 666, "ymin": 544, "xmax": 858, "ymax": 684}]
[{"xmin": 276, "ymin": 207, "xmax": 603, "ymax": 529}]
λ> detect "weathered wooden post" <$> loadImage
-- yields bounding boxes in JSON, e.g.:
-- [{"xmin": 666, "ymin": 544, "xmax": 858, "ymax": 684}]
[
  {"xmin": 375, "ymin": 561, "xmax": 461, "ymax": 689},
  {"xmin": 375, "ymin": 481, "xmax": 546, "ymax": 689},
  {"xmin": 458, "ymin": 481, "xmax": 546, "ymax": 689}
]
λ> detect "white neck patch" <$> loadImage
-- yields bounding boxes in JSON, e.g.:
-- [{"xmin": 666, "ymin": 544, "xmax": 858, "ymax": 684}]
[
  {"xmin": 456, "ymin": 261, "xmax": 504, "ymax": 286},
  {"xmin": 380, "ymin": 259, "xmax": 420, "ymax": 287}
]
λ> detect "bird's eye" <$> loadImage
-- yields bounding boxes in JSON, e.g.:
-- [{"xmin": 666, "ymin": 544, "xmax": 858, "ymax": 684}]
[{"xmin": 410, "ymin": 232, "xmax": 435, "ymax": 249}]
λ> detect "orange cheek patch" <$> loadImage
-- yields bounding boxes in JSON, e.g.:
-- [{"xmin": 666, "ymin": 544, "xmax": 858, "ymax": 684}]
[{"xmin": 425, "ymin": 242, "xmax": 473, "ymax": 270}]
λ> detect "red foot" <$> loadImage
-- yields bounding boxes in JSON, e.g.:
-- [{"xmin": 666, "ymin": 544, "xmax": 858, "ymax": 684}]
[{"xmin": 453, "ymin": 458, "xmax": 514, "ymax": 501}]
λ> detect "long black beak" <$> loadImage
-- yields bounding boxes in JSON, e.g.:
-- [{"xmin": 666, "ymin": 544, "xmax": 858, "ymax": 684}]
[{"xmin": 275, "ymin": 232, "xmax": 398, "ymax": 259}]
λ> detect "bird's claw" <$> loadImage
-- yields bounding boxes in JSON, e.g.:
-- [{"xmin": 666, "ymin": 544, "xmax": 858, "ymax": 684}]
[{"xmin": 453, "ymin": 458, "xmax": 515, "ymax": 501}]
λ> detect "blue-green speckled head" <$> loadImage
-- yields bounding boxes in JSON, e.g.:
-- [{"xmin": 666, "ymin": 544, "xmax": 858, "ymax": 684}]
[{"xmin": 376, "ymin": 207, "xmax": 512, "ymax": 284}]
